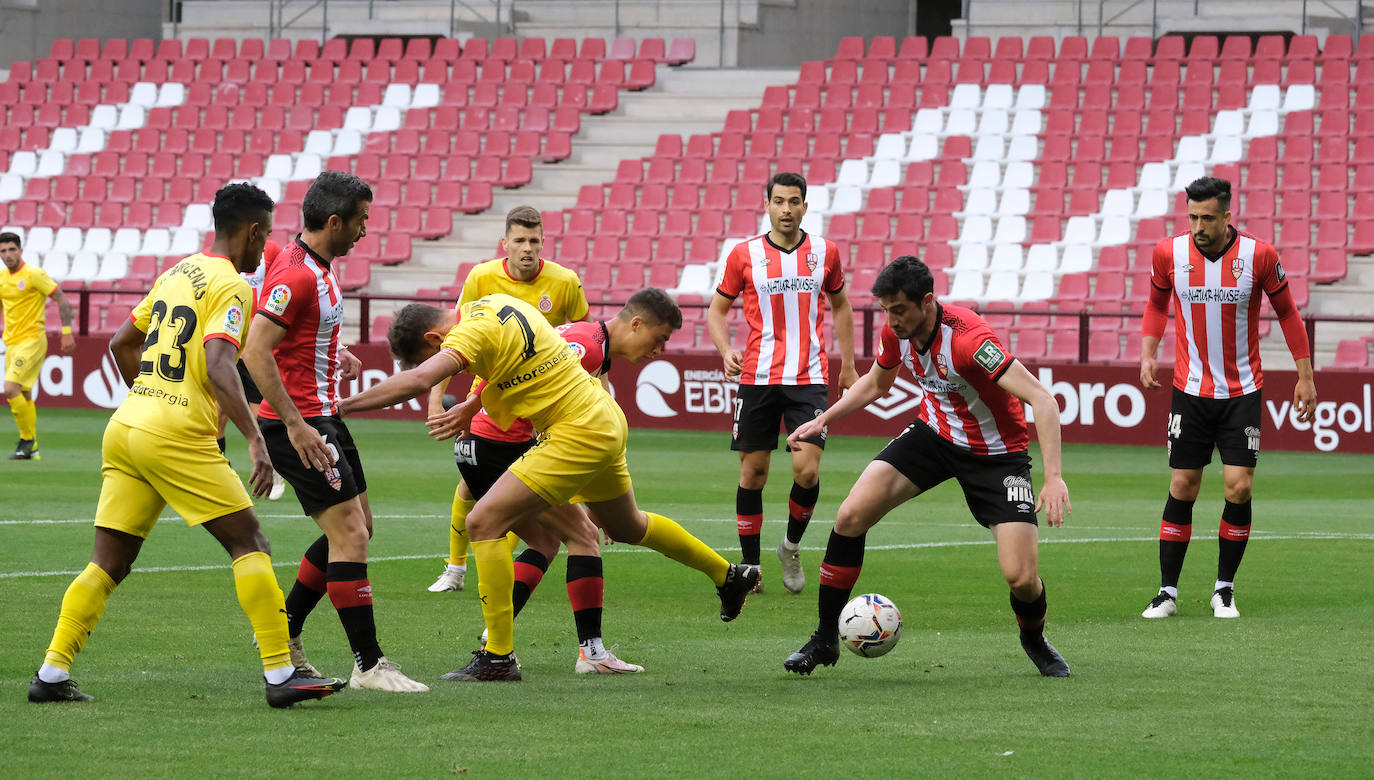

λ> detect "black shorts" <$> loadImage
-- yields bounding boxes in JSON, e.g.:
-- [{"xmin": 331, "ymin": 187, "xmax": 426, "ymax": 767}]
[
  {"xmin": 1167, "ymin": 388, "xmax": 1261, "ymax": 469},
  {"xmin": 454, "ymin": 434, "xmax": 538, "ymax": 499},
  {"xmin": 236, "ymin": 360, "xmax": 263, "ymax": 405},
  {"xmin": 731, "ymin": 383, "xmax": 829, "ymax": 452},
  {"xmin": 875, "ymin": 420, "xmax": 1037, "ymax": 528},
  {"xmin": 259, "ymin": 415, "xmax": 366, "ymax": 515}
]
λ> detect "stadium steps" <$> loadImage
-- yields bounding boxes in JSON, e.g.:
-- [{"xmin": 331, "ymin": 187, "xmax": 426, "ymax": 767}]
[{"xmin": 371, "ymin": 66, "xmax": 797, "ymax": 298}]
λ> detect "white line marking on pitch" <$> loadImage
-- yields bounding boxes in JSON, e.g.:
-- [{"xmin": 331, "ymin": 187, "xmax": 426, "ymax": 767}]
[{"xmin": 1, "ymin": 534, "xmax": 1370, "ymax": 579}]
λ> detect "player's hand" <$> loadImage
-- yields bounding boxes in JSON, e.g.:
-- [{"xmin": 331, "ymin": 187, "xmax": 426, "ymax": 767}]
[
  {"xmin": 245, "ymin": 437, "xmax": 275, "ymax": 498},
  {"xmin": 338, "ymin": 348, "xmax": 362, "ymax": 381},
  {"xmin": 1293, "ymin": 376, "xmax": 1318, "ymax": 423},
  {"xmin": 838, "ymin": 363, "xmax": 859, "ymax": 392},
  {"xmin": 60, "ymin": 333, "xmax": 76, "ymax": 354},
  {"xmin": 721, "ymin": 349, "xmax": 743, "ymax": 382},
  {"xmin": 286, "ymin": 419, "xmax": 334, "ymax": 472},
  {"xmin": 426, "ymin": 395, "xmax": 479, "ymax": 441},
  {"xmin": 1139, "ymin": 355, "xmax": 1160, "ymax": 389},
  {"xmin": 787, "ymin": 417, "xmax": 826, "ymax": 450},
  {"xmin": 1036, "ymin": 477, "xmax": 1071, "ymax": 528}
]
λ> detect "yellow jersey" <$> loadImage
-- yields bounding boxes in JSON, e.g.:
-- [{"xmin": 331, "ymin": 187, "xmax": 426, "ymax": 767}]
[
  {"xmin": 113, "ymin": 253, "xmax": 253, "ymax": 442},
  {"xmin": 458, "ymin": 257, "xmax": 589, "ymax": 327},
  {"xmin": 440, "ymin": 294, "xmax": 603, "ymax": 432},
  {"xmin": 0, "ymin": 261, "xmax": 58, "ymax": 344}
]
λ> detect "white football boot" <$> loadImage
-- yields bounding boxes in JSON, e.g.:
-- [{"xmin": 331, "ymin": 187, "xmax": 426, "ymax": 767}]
[
  {"xmin": 1211, "ymin": 587, "xmax": 1240, "ymax": 618},
  {"xmin": 427, "ymin": 564, "xmax": 465, "ymax": 592},
  {"xmin": 575, "ymin": 648, "xmax": 645, "ymax": 675},
  {"xmin": 1141, "ymin": 590, "xmax": 1179, "ymax": 618},
  {"xmin": 776, "ymin": 540, "xmax": 805, "ymax": 594},
  {"xmin": 349, "ymin": 657, "xmax": 429, "ymax": 692}
]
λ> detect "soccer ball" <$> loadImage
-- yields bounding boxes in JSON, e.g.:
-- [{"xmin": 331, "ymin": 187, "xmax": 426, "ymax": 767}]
[{"xmin": 838, "ymin": 593, "xmax": 903, "ymax": 658}]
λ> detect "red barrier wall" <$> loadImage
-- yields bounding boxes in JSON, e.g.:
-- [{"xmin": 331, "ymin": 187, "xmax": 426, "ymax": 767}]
[{"xmin": 14, "ymin": 337, "xmax": 1372, "ymax": 453}]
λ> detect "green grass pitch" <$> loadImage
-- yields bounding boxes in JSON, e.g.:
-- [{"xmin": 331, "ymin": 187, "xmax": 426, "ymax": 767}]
[{"xmin": 2, "ymin": 409, "xmax": 1371, "ymax": 777}]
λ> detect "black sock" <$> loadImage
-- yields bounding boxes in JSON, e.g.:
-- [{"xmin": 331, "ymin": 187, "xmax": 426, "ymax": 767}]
[
  {"xmin": 285, "ymin": 534, "xmax": 330, "ymax": 637},
  {"xmin": 566, "ymin": 555, "xmax": 604, "ymax": 645},
  {"xmin": 1217, "ymin": 499, "xmax": 1252, "ymax": 583},
  {"xmin": 1159, "ymin": 494, "xmax": 1195, "ymax": 590},
  {"xmin": 327, "ymin": 561, "xmax": 382, "ymax": 671},
  {"xmin": 816, "ymin": 530, "xmax": 865, "ymax": 640},
  {"xmin": 736, "ymin": 486, "xmax": 763, "ymax": 565},
  {"xmin": 786, "ymin": 481, "xmax": 819, "ymax": 546},
  {"xmin": 511, "ymin": 549, "xmax": 550, "ymax": 618},
  {"xmin": 1010, "ymin": 580, "xmax": 1048, "ymax": 638}
]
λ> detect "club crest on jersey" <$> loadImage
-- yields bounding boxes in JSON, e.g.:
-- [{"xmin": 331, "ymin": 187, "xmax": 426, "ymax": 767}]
[
  {"xmin": 1231, "ymin": 258, "xmax": 1245, "ymax": 280},
  {"xmin": 223, "ymin": 305, "xmax": 244, "ymax": 339},
  {"xmin": 16, "ymin": 279, "xmax": 26, "ymax": 291},
  {"xmin": 806, "ymin": 252, "xmax": 821, "ymax": 271},
  {"xmin": 265, "ymin": 284, "xmax": 291, "ymax": 316},
  {"xmin": 973, "ymin": 340, "xmax": 1006, "ymax": 373},
  {"xmin": 935, "ymin": 353, "xmax": 949, "ymax": 379},
  {"xmin": 1003, "ymin": 475, "xmax": 1034, "ymax": 506},
  {"xmin": 538, "ymin": 294, "xmax": 553, "ymax": 313}
]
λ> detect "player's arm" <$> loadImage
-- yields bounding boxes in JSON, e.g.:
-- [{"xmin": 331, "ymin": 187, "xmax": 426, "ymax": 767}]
[
  {"xmin": 997, "ymin": 360, "xmax": 1071, "ymax": 527},
  {"xmin": 1140, "ymin": 243, "xmax": 1173, "ymax": 389},
  {"xmin": 241, "ymin": 313, "xmax": 333, "ymax": 472},
  {"xmin": 48, "ymin": 287, "xmax": 76, "ymax": 354},
  {"xmin": 1264, "ymin": 271, "xmax": 1317, "ymax": 423},
  {"xmin": 108, "ymin": 318, "xmax": 147, "ymax": 387},
  {"xmin": 826, "ymin": 285, "xmax": 859, "ymax": 390},
  {"xmin": 342, "ymin": 348, "xmax": 467, "ymax": 414},
  {"xmin": 786, "ymin": 359, "xmax": 898, "ymax": 449},
  {"xmin": 706, "ymin": 292, "xmax": 742, "ymax": 381},
  {"xmin": 205, "ymin": 337, "xmax": 273, "ymax": 497}
]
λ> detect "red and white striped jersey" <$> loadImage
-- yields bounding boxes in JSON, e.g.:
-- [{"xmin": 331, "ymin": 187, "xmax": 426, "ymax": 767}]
[
  {"xmin": 1150, "ymin": 229, "xmax": 1289, "ymax": 399},
  {"xmin": 875, "ymin": 303, "xmax": 1028, "ymax": 455},
  {"xmin": 716, "ymin": 232, "xmax": 846, "ymax": 386},
  {"xmin": 255, "ymin": 238, "xmax": 345, "ymax": 420},
  {"xmin": 469, "ymin": 320, "xmax": 610, "ymax": 442}
]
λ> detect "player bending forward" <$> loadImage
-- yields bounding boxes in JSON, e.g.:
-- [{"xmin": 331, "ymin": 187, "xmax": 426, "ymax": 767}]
[
  {"xmin": 782, "ymin": 256, "xmax": 1073, "ymax": 678},
  {"xmin": 388, "ymin": 292, "xmax": 687, "ymax": 675},
  {"xmin": 341, "ymin": 292, "xmax": 758, "ymax": 681}
]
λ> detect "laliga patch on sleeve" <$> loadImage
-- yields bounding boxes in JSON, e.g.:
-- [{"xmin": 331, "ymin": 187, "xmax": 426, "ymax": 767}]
[
  {"xmin": 265, "ymin": 284, "xmax": 292, "ymax": 316},
  {"xmin": 1275, "ymin": 260, "xmax": 1286, "ymax": 282},
  {"xmin": 973, "ymin": 339, "xmax": 1006, "ymax": 373},
  {"xmin": 223, "ymin": 305, "xmax": 245, "ymax": 339},
  {"xmin": 568, "ymin": 341, "xmax": 586, "ymax": 360}
]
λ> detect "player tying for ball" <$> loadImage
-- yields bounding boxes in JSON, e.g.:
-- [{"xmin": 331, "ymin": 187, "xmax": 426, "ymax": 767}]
[
  {"xmin": 782, "ymin": 256, "xmax": 1072, "ymax": 678},
  {"xmin": 341, "ymin": 291, "xmax": 759, "ymax": 681}
]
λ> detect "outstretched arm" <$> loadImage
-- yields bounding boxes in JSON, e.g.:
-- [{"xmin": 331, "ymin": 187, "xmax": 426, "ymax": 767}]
[
  {"xmin": 785, "ymin": 360, "xmax": 897, "ymax": 449},
  {"xmin": 342, "ymin": 349, "xmax": 466, "ymax": 415}
]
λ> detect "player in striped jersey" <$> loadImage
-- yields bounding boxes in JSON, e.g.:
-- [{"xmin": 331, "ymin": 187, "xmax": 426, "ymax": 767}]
[
  {"xmin": 242, "ymin": 171, "xmax": 426, "ymax": 693},
  {"xmin": 782, "ymin": 256, "xmax": 1072, "ymax": 678},
  {"xmin": 1139, "ymin": 177, "xmax": 1317, "ymax": 620},
  {"xmin": 424, "ymin": 205, "xmax": 590, "ymax": 594},
  {"xmin": 708, "ymin": 172, "xmax": 857, "ymax": 595}
]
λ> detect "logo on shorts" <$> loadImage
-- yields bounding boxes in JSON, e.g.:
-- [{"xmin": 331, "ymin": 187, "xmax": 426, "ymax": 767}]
[
  {"xmin": 806, "ymin": 252, "xmax": 821, "ymax": 272},
  {"xmin": 973, "ymin": 340, "xmax": 1006, "ymax": 373},
  {"xmin": 538, "ymin": 294, "xmax": 553, "ymax": 313},
  {"xmin": 1003, "ymin": 475, "xmax": 1034, "ymax": 505},
  {"xmin": 1245, "ymin": 425, "xmax": 1261, "ymax": 451},
  {"xmin": 265, "ymin": 284, "xmax": 291, "ymax": 316},
  {"xmin": 1231, "ymin": 258, "xmax": 1246, "ymax": 280}
]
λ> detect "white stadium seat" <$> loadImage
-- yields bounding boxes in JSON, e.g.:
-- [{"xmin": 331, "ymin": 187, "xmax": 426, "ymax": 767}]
[
  {"xmin": 1249, "ymin": 84, "xmax": 1281, "ymax": 111},
  {"xmin": 1059, "ymin": 244, "xmax": 1094, "ymax": 273},
  {"xmin": 371, "ymin": 107, "xmax": 402, "ymax": 132},
  {"xmin": 945, "ymin": 108, "xmax": 977, "ymax": 135},
  {"xmin": 168, "ymin": 228, "xmax": 201, "ymax": 256},
  {"xmin": 868, "ymin": 159, "xmax": 901, "ymax": 188},
  {"xmin": 977, "ymin": 109, "xmax": 1009, "ymax": 136},
  {"xmin": 116, "ymin": 105, "xmax": 146, "ymax": 131},
  {"xmin": 953, "ymin": 243, "xmax": 989, "ymax": 272},
  {"xmin": 382, "ymin": 84, "xmax": 412, "ymax": 108},
  {"xmin": 948, "ymin": 270, "xmax": 984, "ymax": 300},
  {"xmin": 82, "ymin": 228, "xmax": 113, "ymax": 255},
  {"xmin": 983, "ymin": 271, "xmax": 1020, "ymax": 301},
  {"xmin": 1024, "ymin": 245, "xmax": 1058, "ymax": 273},
  {"xmin": 89, "ymin": 105, "xmax": 118, "ymax": 130},
  {"xmin": 997, "ymin": 188, "xmax": 1030, "ymax": 216},
  {"xmin": 128, "ymin": 82, "xmax": 158, "ymax": 107},
  {"xmin": 1174, "ymin": 136, "xmax": 1209, "ymax": 163},
  {"xmin": 988, "ymin": 244, "xmax": 1023, "ymax": 272},
  {"xmin": 96, "ymin": 253, "xmax": 129, "ymax": 281},
  {"xmin": 1062, "ymin": 217, "xmax": 1097, "ymax": 245},
  {"xmin": 912, "ymin": 108, "xmax": 943, "ymax": 134},
  {"xmin": 1138, "ymin": 162, "xmax": 1172, "ymax": 190},
  {"xmin": 1015, "ymin": 84, "xmax": 1046, "ymax": 110},
  {"xmin": 139, "ymin": 229, "xmax": 171, "ymax": 256},
  {"xmin": 8, "ymin": 151, "xmax": 37, "ymax": 178},
  {"xmin": 967, "ymin": 161, "xmax": 1001, "ymax": 189},
  {"xmin": 805, "ymin": 186, "xmax": 830, "ymax": 213},
  {"xmin": 828, "ymin": 186, "xmax": 862, "ymax": 213},
  {"xmin": 67, "ymin": 252, "xmax": 100, "ymax": 281},
  {"xmin": 291, "ymin": 154, "xmax": 323, "ymax": 180},
  {"xmin": 950, "ymin": 84, "xmax": 982, "ymax": 110},
  {"xmin": 906, "ymin": 134, "xmax": 939, "ymax": 161},
  {"xmin": 304, "ymin": 130, "xmax": 334, "ymax": 156},
  {"xmin": 182, "ymin": 204, "xmax": 213, "ymax": 232},
  {"xmin": 1246, "ymin": 110, "xmax": 1279, "ymax": 137},
  {"xmin": 982, "ymin": 84, "xmax": 1014, "ymax": 110},
  {"xmin": 343, "ymin": 107, "xmax": 373, "ymax": 132},
  {"xmin": 1019, "ymin": 271, "xmax": 1054, "ymax": 300},
  {"xmin": 411, "ymin": 83, "xmax": 441, "ymax": 109},
  {"xmin": 52, "ymin": 227, "xmax": 84, "ymax": 254},
  {"xmin": 872, "ymin": 134, "xmax": 906, "ymax": 161},
  {"xmin": 1282, "ymin": 84, "xmax": 1315, "ymax": 112},
  {"xmin": 1002, "ymin": 161, "xmax": 1035, "ymax": 189},
  {"xmin": 111, "ymin": 228, "xmax": 143, "ymax": 255},
  {"xmin": 49, "ymin": 128, "xmax": 78, "ymax": 153},
  {"xmin": 955, "ymin": 215, "xmax": 993, "ymax": 244},
  {"xmin": 835, "ymin": 160, "xmax": 868, "ymax": 187},
  {"xmin": 76, "ymin": 127, "xmax": 107, "ymax": 154},
  {"xmin": 156, "ymin": 82, "xmax": 186, "ymax": 107},
  {"xmin": 1010, "ymin": 109, "xmax": 1042, "ymax": 135},
  {"xmin": 992, "ymin": 215, "xmax": 1026, "ymax": 244}
]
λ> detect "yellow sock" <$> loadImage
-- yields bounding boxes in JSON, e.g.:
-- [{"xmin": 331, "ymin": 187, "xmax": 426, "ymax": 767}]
[
  {"xmin": 471, "ymin": 538, "xmax": 515, "ymax": 655},
  {"xmin": 504, "ymin": 531, "xmax": 521, "ymax": 555},
  {"xmin": 44, "ymin": 562, "xmax": 117, "ymax": 672},
  {"xmin": 11, "ymin": 394, "xmax": 36, "ymax": 440},
  {"xmin": 640, "ymin": 512, "xmax": 731, "ymax": 586},
  {"xmin": 231, "ymin": 551, "xmax": 292, "ymax": 672},
  {"xmin": 446, "ymin": 489, "xmax": 474, "ymax": 567}
]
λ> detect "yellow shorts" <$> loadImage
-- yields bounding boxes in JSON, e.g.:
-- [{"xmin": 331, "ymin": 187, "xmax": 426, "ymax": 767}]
[
  {"xmin": 3, "ymin": 337, "xmax": 46, "ymax": 391},
  {"xmin": 510, "ymin": 394, "xmax": 632, "ymax": 506},
  {"xmin": 95, "ymin": 420, "xmax": 254, "ymax": 538}
]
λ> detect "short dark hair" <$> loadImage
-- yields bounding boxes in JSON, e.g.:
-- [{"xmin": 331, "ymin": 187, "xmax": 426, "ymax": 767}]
[
  {"xmin": 872, "ymin": 255, "xmax": 935, "ymax": 303},
  {"xmin": 1185, "ymin": 176, "xmax": 1232, "ymax": 211},
  {"xmin": 619, "ymin": 287, "xmax": 682, "ymax": 330},
  {"xmin": 0, "ymin": 231, "xmax": 20, "ymax": 249},
  {"xmin": 212, "ymin": 182, "xmax": 275, "ymax": 235},
  {"xmin": 387, "ymin": 303, "xmax": 446, "ymax": 367},
  {"xmin": 302, "ymin": 170, "xmax": 373, "ymax": 231},
  {"xmin": 766, "ymin": 171, "xmax": 807, "ymax": 200},
  {"xmin": 504, "ymin": 205, "xmax": 542, "ymax": 234}
]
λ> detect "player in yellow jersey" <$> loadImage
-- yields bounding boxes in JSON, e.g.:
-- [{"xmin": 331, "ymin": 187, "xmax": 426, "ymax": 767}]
[
  {"xmin": 341, "ymin": 293, "xmax": 758, "ymax": 680},
  {"xmin": 426, "ymin": 205, "xmax": 590, "ymax": 593},
  {"xmin": 27, "ymin": 184, "xmax": 347, "ymax": 707},
  {"xmin": 0, "ymin": 231, "xmax": 77, "ymax": 460}
]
